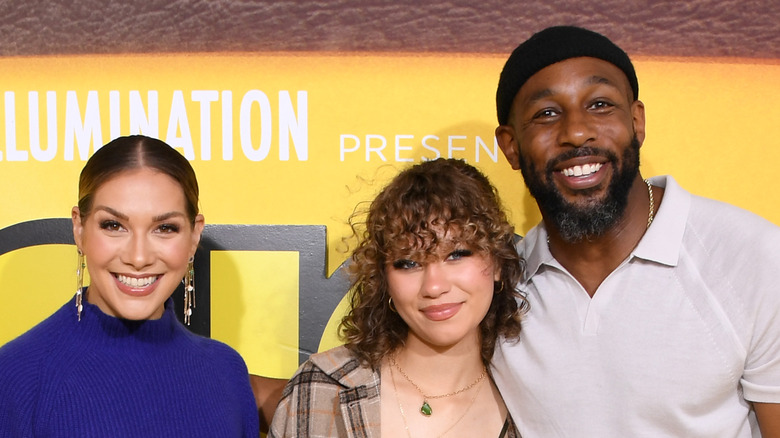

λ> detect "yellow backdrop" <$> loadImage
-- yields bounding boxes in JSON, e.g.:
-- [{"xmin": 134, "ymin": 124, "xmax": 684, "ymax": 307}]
[{"xmin": 1, "ymin": 53, "xmax": 778, "ymax": 378}]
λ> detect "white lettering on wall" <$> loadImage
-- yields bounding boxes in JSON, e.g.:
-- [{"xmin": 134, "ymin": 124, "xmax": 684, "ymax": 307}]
[
  {"xmin": 221, "ymin": 91, "xmax": 233, "ymax": 160},
  {"xmin": 476, "ymin": 136, "xmax": 499, "ymax": 162},
  {"xmin": 166, "ymin": 90, "xmax": 194, "ymax": 160},
  {"xmin": 0, "ymin": 87, "xmax": 307, "ymax": 163},
  {"xmin": 339, "ymin": 134, "xmax": 500, "ymax": 164},
  {"xmin": 240, "ymin": 90, "xmax": 272, "ymax": 162},
  {"xmin": 109, "ymin": 91, "xmax": 120, "ymax": 140},
  {"xmin": 339, "ymin": 134, "xmax": 360, "ymax": 161},
  {"xmin": 278, "ymin": 90, "xmax": 308, "ymax": 161},
  {"xmin": 192, "ymin": 90, "xmax": 219, "ymax": 160},
  {"xmin": 422, "ymin": 135, "xmax": 442, "ymax": 160},
  {"xmin": 4, "ymin": 92, "xmax": 23, "ymax": 161},
  {"xmin": 365, "ymin": 135, "xmax": 387, "ymax": 161},
  {"xmin": 129, "ymin": 90, "xmax": 159, "ymax": 137},
  {"xmin": 28, "ymin": 91, "xmax": 57, "ymax": 162},
  {"xmin": 64, "ymin": 90, "xmax": 102, "ymax": 161},
  {"xmin": 395, "ymin": 135, "xmax": 414, "ymax": 162},
  {"xmin": 447, "ymin": 135, "xmax": 467, "ymax": 157}
]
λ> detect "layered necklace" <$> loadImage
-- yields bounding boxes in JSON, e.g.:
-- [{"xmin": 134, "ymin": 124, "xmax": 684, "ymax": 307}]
[
  {"xmin": 388, "ymin": 355, "xmax": 486, "ymax": 417},
  {"xmin": 388, "ymin": 356, "xmax": 487, "ymax": 438}
]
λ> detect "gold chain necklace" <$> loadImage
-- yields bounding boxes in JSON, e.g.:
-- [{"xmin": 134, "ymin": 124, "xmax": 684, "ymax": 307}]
[
  {"xmin": 645, "ymin": 179, "xmax": 655, "ymax": 228},
  {"xmin": 389, "ymin": 355, "xmax": 486, "ymax": 417},
  {"xmin": 389, "ymin": 361, "xmax": 485, "ymax": 437}
]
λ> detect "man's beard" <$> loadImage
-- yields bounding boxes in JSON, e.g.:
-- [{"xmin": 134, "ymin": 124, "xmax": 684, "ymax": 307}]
[{"xmin": 519, "ymin": 136, "xmax": 641, "ymax": 243}]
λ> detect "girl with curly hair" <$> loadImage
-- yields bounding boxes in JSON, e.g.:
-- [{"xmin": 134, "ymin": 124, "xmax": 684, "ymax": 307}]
[{"xmin": 270, "ymin": 158, "xmax": 527, "ymax": 437}]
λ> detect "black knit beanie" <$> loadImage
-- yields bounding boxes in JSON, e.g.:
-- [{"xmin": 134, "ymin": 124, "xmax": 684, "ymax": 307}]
[{"xmin": 496, "ymin": 26, "xmax": 639, "ymax": 125}]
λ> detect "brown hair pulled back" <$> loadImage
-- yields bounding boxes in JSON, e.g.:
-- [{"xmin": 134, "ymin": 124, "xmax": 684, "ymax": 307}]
[{"xmin": 77, "ymin": 135, "xmax": 199, "ymax": 224}]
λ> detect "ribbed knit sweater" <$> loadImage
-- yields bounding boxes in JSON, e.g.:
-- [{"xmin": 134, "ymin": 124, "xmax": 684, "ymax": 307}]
[{"xmin": 0, "ymin": 295, "xmax": 259, "ymax": 437}]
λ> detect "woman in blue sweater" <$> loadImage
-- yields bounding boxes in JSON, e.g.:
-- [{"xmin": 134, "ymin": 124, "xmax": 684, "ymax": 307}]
[{"xmin": 0, "ymin": 135, "xmax": 259, "ymax": 437}]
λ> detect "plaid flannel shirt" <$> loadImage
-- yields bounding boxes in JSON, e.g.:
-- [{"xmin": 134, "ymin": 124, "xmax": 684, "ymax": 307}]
[
  {"xmin": 269, "ymin": 346, "xmax": 381, "ymax": 438},
  {"xmin": 269, "ymin": 345, "xmax": 520, "ymax": 437}
]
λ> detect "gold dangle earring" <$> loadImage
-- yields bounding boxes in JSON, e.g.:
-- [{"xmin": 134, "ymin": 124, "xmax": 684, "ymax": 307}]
[
  {"xmin": 76, "ymin": 249, "xmax": 85, "ymax": 321},
  {"xmin": 183, "ymin": 257, "xmax": 195, "ymax": 325}
]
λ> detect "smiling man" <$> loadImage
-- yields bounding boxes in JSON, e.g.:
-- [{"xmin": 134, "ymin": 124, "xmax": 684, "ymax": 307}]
[{"xmin": 490, "ymin": 26, "xmax": 780, "ymax": 437}]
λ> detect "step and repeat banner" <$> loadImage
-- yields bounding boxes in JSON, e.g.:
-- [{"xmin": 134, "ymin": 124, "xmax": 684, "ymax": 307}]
[{"xmin": 1, "ymin": 51, "xmax": 778, "ymax": 378}]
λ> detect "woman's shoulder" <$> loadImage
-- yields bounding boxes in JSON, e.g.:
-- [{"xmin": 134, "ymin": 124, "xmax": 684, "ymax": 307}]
[
  {"xmin": 270, "ymin": 345, "xmax": 381, "ymax": 437},
  {"xmin": 0, "ymin": 330, "xmax": 46, "ymax": 395},
  {"xmin": 178, "ymin": 327, "xmax": 250, "ymax": 374},
  {"xmin": 288, "ymin": 345, "xmax": 378, "ymax": 391},
  {"xmin": 0, "ymin": 301, "xmax": 73, "ymax": 424},
  {"xmin": 0, "ymin": 301, "xmax": 71, "ymax": 366},
  {"xmin": 308, "ymin": 345, "xmax": 360, "ymax": 370}
]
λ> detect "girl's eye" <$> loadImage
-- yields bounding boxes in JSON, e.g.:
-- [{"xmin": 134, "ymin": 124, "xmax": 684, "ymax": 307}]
[
  {"xmin": 392, "ymin": 259, "xmax": 419, "ymax": 270},
  {"xmin": 99, "ymin": 220, "xmax": 123, "ymax": 232},
  {"xmin": 157, "ymin": 223, "xmax": 180, "ymax": 234},
  {"xmin": 447, "ymin": 249, "xmax": 473, "ymax": 261}
]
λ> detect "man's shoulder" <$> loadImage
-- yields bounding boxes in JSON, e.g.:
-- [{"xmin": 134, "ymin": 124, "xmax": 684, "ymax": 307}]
[
  {"xmin": 659, "ymin": 175, "xmax": 780, "ymax": 243},
  {"xmin": 680, "ymin": 193, "xmax": 780, "ymax": 295},
  {"xmin": 515, "ymin": 224, "xmax": 544, "ymax": 258},
  {"xmin": 688, "ymin": 193, "xmax": 780, "ymax": 240},
  {"xmin": 659, "ymin": 175, "xmax": 773, "ymax": 228}
]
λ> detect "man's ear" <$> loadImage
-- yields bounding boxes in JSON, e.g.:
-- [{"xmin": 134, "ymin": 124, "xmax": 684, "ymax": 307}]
[
  {"xmin": 632, "ymin": 100, "xmax": 646, "ymax": 146},
  {"xmin": 496, "ymin": 125, "xmax": 521, "ymax": 170},
  {"xmin": 71, "ymin": 207, "xmax": 83, "ymax": 249}
]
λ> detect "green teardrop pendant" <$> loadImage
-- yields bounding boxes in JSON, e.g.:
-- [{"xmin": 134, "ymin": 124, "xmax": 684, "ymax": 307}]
[{"xmin": 420, "ymin": 401, "xmax": 432, "ymax": 416}]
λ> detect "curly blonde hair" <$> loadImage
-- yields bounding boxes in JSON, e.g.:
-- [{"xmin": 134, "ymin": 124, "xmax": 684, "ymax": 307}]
[{"xmin": 340, "ymin": 158, "xmax": 527, "ymax": 368}]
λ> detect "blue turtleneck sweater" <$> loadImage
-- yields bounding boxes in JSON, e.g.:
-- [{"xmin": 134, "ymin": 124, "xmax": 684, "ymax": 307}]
[{"xmin": 0, "ymin": 294, "xmax": 259, "ymax": 437}]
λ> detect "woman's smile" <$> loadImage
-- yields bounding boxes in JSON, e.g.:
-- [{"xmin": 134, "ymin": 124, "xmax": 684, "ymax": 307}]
[
  {"xmin": 420, "ymin": 302, "xmax": 463, "ymax": 321},
  {"xmin": 73, "ymin": 168, "xmax": 203, "ymax": 321},
  {"xmin": 114, "ymin": 273, "xmax": 162, "ymax": 296}
]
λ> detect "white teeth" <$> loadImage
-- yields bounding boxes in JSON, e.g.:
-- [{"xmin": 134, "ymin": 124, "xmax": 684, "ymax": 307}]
[
  {"xmin": 117, "ymin": 274, "xmax": 158, "ymax": 288},
  {"xmin": 562, "ymin": 163, "xmax": 602, "ymax": 177}
]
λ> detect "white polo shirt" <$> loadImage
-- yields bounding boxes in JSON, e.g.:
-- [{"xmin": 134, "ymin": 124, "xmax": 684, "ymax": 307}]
[{"xmin": 492, "ymin": 176, "xmax": 780, "ymax": 437}]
